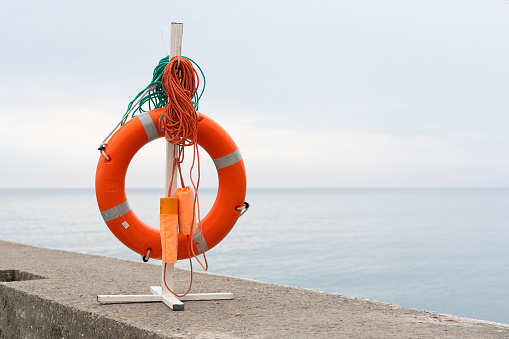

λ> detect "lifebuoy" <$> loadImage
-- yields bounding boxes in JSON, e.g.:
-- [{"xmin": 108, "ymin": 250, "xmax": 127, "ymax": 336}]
[{"xmin": 95, "ymin": 108, "xmax": 247, "ymax": 260}]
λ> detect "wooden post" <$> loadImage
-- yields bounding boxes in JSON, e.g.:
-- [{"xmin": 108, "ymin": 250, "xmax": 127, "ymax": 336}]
[
  {"xmin": 161, "ymin": 22, "xmax": 184, "ymax": 310},
  {"xmin": 164, "ymin": 22, "xmax": 183, "ymax": 198}
]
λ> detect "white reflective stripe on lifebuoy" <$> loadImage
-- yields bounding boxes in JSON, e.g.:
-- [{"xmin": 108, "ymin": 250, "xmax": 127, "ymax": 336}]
[
  {"xmin": 193, "ymin": 225, "xmax": 209, "ymax": 254},
  {"xmin": 138, "ymin": 112, "xmax": 159, "ymax": 142},
  {"xmin": 213, "ymin": 149, "xmax": 242, "ymax": 170},
  {"xmin": 100, "ymin": 200, "xmax": 132, "ymax": 222}
]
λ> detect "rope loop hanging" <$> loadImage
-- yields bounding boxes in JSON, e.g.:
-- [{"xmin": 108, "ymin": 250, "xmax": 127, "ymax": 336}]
[
  {"xmin": 160, "ymin": 56, "xmax": 200, "ymax": 147},
  {"xmin": 159, "ymin": 55, "xmax": 209, "ymax": 294}
]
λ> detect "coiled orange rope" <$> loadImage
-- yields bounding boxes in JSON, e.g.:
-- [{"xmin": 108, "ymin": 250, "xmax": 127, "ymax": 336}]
[
  {"xmin": 161, "ymin": 56, "xmax": 208, "ymax": 296},
  {"xmin": 161, "ymin": 56, "xmax": 199, "ymax": 146}
]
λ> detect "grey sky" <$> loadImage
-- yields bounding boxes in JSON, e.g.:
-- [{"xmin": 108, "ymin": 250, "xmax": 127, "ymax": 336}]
[{"xmin": 1, "ymin": 0, "xmax": 508, "ymax": 188}]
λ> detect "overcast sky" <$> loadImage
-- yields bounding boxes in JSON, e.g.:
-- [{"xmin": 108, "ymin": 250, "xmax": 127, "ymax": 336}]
[{"xmin": 1, "ymin": 0, "xmax": 508, "ymax": 188}]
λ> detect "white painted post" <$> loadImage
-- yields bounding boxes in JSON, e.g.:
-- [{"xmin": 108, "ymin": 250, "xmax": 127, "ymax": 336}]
[
  {"xmin": 164, "ymin": 22, "xmax": 183, "ymax": 198},
  {"xmin": 161, "ymin": 22, "xmax": 184, "ymax": 310}
]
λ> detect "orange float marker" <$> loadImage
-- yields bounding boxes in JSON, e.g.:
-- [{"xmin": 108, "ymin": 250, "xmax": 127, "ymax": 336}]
[
  {"xmin": 160, "ymin": 197, "xmax": 178, "ymax": 264},
  {"xmin": 176, "ymin": 186, "xmax": 196, "ymax": 235}
]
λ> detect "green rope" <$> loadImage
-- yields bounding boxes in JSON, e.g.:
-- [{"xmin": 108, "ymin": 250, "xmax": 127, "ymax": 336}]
[{"xmin": 122, "ymin": 56, "xmax": 206, "ymax": 125}]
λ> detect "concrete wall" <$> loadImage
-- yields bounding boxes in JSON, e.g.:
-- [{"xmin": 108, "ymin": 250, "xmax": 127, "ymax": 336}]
[{"xmin": 1, "ymin": 240, "xmax": 508, "ymax": 338}]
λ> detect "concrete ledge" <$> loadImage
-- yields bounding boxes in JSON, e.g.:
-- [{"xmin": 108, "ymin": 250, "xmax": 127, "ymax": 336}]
[{"xmin": 1, "ymin": 240, "xmax": 508, "ymax": 338}]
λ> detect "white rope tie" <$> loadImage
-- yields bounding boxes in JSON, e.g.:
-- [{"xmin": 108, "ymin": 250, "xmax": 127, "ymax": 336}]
[
  {"xmin": 142, "ymin": 248, "xmax": 151, "ymax": 262},
  {"xmin": 235, "ymin": 202, "xmax": 249, "ymax": 217}
]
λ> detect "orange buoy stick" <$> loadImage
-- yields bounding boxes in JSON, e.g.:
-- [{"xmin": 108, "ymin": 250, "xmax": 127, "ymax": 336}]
[{"xmin": 160, "ymin": 197, "xmax": 178, "ymax": 264}]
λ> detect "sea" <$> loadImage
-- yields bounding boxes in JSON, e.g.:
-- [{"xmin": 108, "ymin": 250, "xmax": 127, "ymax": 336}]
[{"xmin": 0, "ymin": 188, "xmax": 507, "ymax": 324}]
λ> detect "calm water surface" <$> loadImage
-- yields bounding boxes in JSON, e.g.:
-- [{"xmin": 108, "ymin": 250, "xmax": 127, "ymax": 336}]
[{"xmin": 0, "ymin": 188, "xmax": 507, "ymax": 324}]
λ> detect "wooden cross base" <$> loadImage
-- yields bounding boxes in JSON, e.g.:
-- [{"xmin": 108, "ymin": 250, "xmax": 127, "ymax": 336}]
[
  {"xmin": 97, "ymin": 264, "xmax": 232, "ymax": 311},
  {"xmin": 97, "ymin": 286, "xmax": 233, "ymax": 311}
]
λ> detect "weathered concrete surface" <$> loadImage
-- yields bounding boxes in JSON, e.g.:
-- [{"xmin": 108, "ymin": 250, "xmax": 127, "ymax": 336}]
[{"xmin": 1, "ymin": 240, "xmax": 508, "ymax": 339}]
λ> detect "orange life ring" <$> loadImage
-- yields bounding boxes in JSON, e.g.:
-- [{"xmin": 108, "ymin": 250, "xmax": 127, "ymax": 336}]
[{"xmin": 95, "ymin": 108, "xmax": 247, "ymax": 261}]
